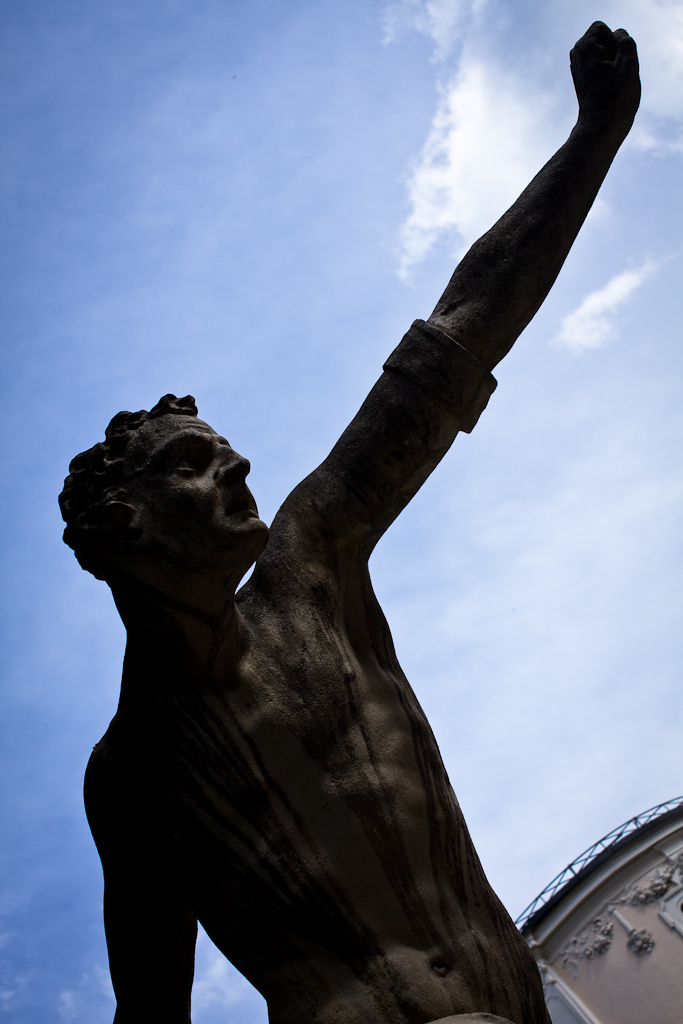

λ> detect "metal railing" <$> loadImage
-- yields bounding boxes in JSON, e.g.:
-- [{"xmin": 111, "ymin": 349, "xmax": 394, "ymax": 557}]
[{"xmin": 515, "ymin": 795, "xmax": 683, "ymax": 932}]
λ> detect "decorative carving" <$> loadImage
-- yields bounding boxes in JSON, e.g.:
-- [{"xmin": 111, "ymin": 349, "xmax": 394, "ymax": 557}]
[
  {"xmin": 626, "ymin": 928, "xmax": 655, "ymax": 955},
  {"xmin": 538, "ymin": 961, "xmax": 556, "ymax": 992},
  {"xmin": 610, "ymin": 905, "xmax": 657, "ymax": 958},
  {"xmin": 560, "ymin": 915, "xmax": 614, "ymax": 978},
  {"xmin": 658, "ymin": 883, "xmax": 683, "ymax": 938},
  {"xmin": 621, "ymin": 864, "xmax": 675, "ymax": 906},
  {"xmin": 554, "ymin": 851, "xmax": 683, "ymax": 978}
]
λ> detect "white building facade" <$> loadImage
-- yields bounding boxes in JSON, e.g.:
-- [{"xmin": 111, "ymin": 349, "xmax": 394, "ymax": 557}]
[{"xmin": 517, "ymin": 798, "xmax": 683, "ymax": 1024}]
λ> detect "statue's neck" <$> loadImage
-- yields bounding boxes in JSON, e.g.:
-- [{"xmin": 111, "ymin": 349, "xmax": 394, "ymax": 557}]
[{"xmin": 111, "ymin": 575, "xmax": 245, "ymax": 688}]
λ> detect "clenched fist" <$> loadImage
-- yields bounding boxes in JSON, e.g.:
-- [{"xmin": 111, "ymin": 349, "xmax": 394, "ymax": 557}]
[{"xmin": 571, "ymin": 22, "xmax": 640, "ymax": 140}]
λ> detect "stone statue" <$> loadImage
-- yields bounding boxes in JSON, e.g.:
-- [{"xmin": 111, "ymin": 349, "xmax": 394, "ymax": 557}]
[{"xmin": 59, "ymin": 23, "xmax": 640, "ymax": 1024}]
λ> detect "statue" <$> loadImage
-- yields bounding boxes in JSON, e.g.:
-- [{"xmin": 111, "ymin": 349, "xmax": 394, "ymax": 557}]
[{"xmin": 59, "ymin": 23, "xmax": 640, "ymax": 1024}]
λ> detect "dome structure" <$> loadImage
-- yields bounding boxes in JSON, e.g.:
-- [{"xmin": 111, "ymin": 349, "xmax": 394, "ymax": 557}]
[{"xmin": 517, "ymin": 797, "xmax": 683, "ymax": 1024}]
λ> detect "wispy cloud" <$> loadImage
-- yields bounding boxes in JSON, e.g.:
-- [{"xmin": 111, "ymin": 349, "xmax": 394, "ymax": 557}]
[
  {"xmin": 398, "ymin": 55, "xmax": 561, "ymax": 276},
  {"xmin": 611, "ymin": 0, "xmax": 683, "ymax": 123},
  {"xmin": 383, "ymin": 0, "xmax": 481, "ymax": 56},
  {"xmin": 57, "ymin": 966, "xmax": 113, "ymax": 1023},
  {"xmin": 390, "ymin": 0, "xmax": 683, "ymax": 273},
  {"xmin": 553, "ymin": 260, "xmax": 657, "ymax": 353},
  {"xmin": 387, "ymin": 0, "xmax": 683, "ymax": 119},
  {"xmin": 614, "ymin": 0, "xmax": 683, "ymax": 155}
]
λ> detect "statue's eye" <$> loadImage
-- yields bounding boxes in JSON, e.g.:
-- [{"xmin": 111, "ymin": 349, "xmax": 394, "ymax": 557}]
[{"xmin": 169, "ymin": 437, "xmax": 213, "ymax": 475}]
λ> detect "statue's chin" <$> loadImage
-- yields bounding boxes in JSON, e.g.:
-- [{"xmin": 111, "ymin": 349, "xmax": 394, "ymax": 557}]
[{"xmin": 164, "ymin": 515, "xmax": 269, "ymax": 578}]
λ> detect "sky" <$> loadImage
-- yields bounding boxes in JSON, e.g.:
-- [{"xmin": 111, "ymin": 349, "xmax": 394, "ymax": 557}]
[{"xmin": 1, "ymin": 1, "xmax": 682, "ymax": 1021}]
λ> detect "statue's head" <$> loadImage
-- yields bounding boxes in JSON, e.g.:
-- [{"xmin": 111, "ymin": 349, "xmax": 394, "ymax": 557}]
[{"xmin": 59, "ymin": 394, "xmax": 268, "ymax": 587}]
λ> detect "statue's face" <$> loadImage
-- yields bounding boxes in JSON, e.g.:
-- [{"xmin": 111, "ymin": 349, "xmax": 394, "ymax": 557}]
[{"xmin": 122, "ymin": 414, "xmax": 268, "ymax": 580}]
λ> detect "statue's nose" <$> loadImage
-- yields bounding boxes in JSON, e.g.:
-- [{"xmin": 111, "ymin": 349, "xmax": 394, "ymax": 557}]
[{"xmin": 215, "ymin": 451, "xmax": 250, "ymax": 482}]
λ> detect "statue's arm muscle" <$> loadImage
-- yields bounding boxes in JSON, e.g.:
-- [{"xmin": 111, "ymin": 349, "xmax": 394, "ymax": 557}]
[
  {"xmin": 266, "ymin": 323, "xmax": 495, "ymax": 562},
  {"xmin": 265, "ymin": 23, "xmax": 639, "ymax": 563},
  {"xmin": 85, "ymin": 747, "xmax": 197, "ymax": 1024}
]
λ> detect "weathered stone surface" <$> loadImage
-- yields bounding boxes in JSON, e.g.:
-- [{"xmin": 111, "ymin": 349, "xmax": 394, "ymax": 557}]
[{"xmin": 59, "ymin": 22, "xmax": 639, "ymax": 1024}]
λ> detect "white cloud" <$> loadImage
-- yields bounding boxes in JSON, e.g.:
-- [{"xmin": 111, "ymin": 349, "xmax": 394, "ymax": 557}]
[
  {"xmin": 388, "ymin": 0, "xmax": 683, "ymax": 114},
  {"xmin": 383, "ymin": 0, "xmax": 478, "ymax": 54},
  {"xmin": 398, "ymin": 55, "xmax": 563, "ymax": 275},
  {"xmin": 603, "ymin": 0, "xmax": 683, "ymax": 123},
  {"xmin": 553, "ymin": 260, "xmax": 657, "ymax": 353},
  {"xmin": 392, "ymin": 0, "xmax": 683, "ymax": 272},
  {"xmin": 0, "ymin": 972, "xmax": 32, "ymax": 1016},
  {"xmin": 57, "ymin": 966, "xmax": 114, "ymax": 1023}
]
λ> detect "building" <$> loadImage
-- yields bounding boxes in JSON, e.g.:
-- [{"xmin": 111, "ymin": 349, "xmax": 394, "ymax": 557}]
[{"xmin": 517, "ymin": 797, "xmax": 683, "ymax": 1024}]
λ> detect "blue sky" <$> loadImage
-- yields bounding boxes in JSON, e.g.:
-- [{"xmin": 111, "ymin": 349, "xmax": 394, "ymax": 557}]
[{"xmin": 1, "ymin": 1, "xmax": 682, "ymax": 1021}]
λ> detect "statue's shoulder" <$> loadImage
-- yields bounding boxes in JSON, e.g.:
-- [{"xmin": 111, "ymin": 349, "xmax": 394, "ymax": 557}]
[
  {"xmin": 237, "ymin": 551, "xmax": 340, "ymax": 635},
  {"xmin": 239, "ymin": 498, "xmax": 349, "ymax": 612}
]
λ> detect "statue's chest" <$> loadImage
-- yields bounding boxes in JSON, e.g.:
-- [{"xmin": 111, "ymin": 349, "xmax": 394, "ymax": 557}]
[{"xmin": 171, "ymin": 609, "xmax": 434, "ymax": 851}]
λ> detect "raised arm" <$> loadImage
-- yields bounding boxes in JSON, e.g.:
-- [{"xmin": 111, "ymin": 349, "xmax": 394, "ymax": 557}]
[
  {"xmin": 265, "ymin": 23, "xmax": 639, "ymax": 564},
  {"xmin": 429, "ymin": 22, "xmax": 640, "ymax": 369}
]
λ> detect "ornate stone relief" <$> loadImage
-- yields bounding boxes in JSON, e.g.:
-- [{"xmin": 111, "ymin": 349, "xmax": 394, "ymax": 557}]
[
  {"xmin": 559, "ymin": 915, "xmax": 614, "ymax": 978},
  {"xmin": 626, "ymin": 928, "xmax": 656, "ymax": 955},
  {"xmin": 658, "ymin": 882, "xmax": 683, "ymax": 938},
  {"xmin": 620, "ymin": 852, "xmax": 683, "ymax": 907},
  {"xmin": 556, "ymin": 851, "xmax": 683, "ymax": 977},
  {"xmin": 608, "ymin": 906, "xmax": 655, "ymax": 959}
]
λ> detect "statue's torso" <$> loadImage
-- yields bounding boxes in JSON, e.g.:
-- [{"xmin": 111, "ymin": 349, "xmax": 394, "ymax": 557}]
[{"xmin": 136, "ymin": 546, "xmax": 538, "ymax": 1024}]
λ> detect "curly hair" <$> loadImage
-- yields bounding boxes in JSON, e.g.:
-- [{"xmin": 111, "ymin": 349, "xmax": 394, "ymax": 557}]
[{"xmin": 59, "ymin": 394, "xmax": 198, "ymax": 577}]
